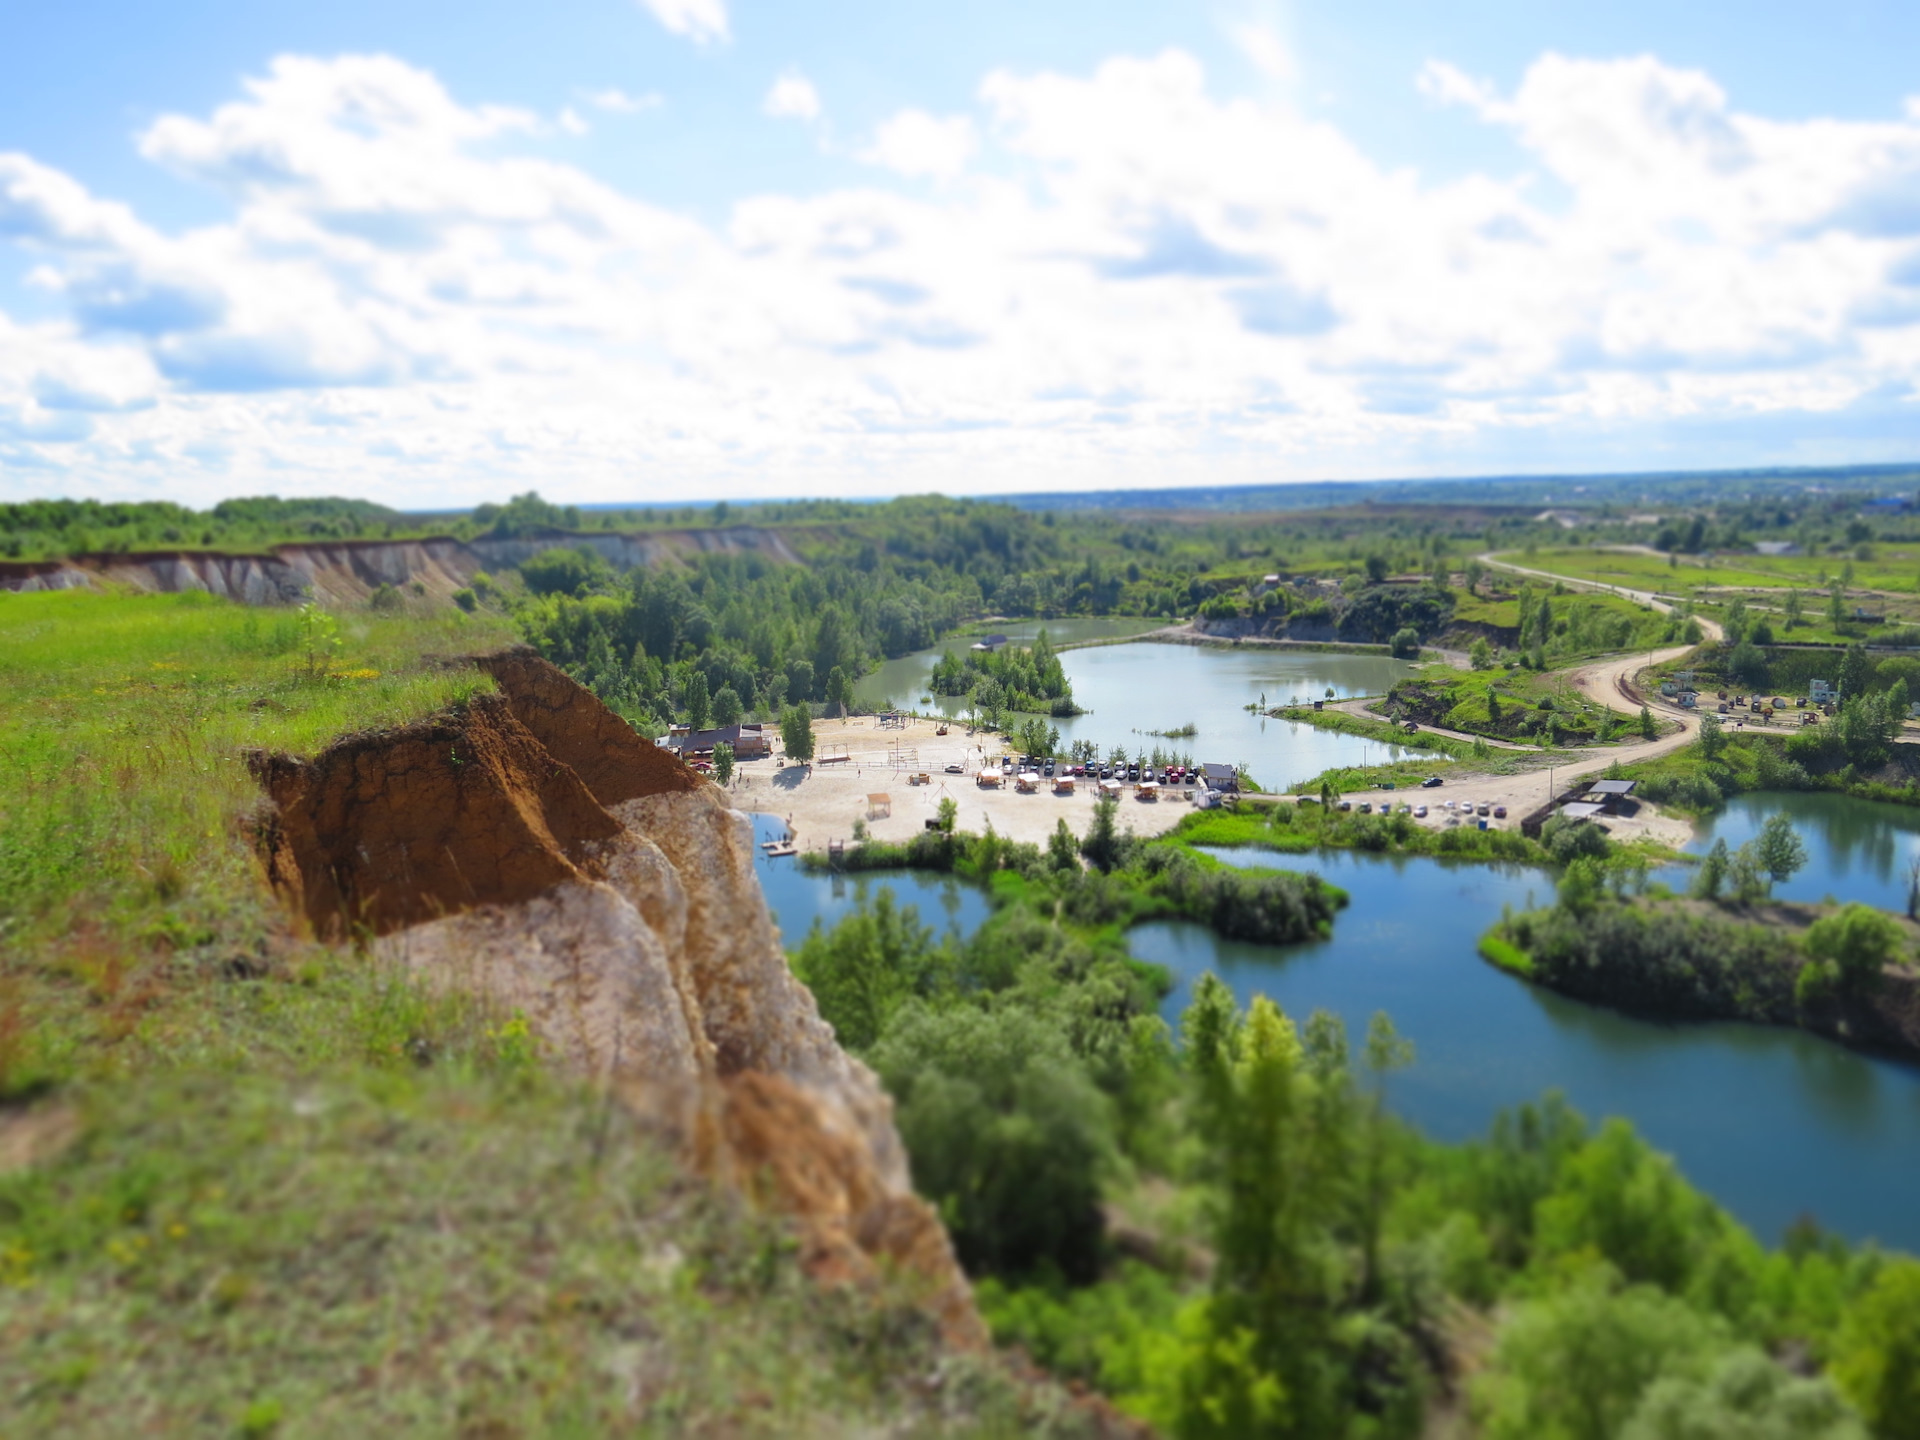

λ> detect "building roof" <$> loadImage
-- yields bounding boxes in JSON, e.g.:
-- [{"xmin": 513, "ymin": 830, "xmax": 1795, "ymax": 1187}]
[
  {"xmin": 1558, "ymin": 801, "xmax": 1608, "ymax": 820},
  {"xmin": 1202, "ymin": 763, "xmax": 1238, "ymax": 782},
  {"xmin": 668, "ymin": 723, "xmax": 766, "ymax": 751},
  {"xmin": 1586, "ymin": 779, "xmax": 1637, "ymax": 795}
]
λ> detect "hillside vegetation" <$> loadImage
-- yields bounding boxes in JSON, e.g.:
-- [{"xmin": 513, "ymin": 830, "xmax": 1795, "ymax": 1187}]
[{"xmin": 0, "ymin": 589, "xmax": 1108, "ymax": 1436}]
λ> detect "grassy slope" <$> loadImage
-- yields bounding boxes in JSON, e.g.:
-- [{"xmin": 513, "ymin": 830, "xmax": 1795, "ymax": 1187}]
[
  {"xmin": 0, "ymin": 590, "xmax": 1075, "ymax": 1435},
  {"xmin": 0, "ymin": 1070, "xmax": 1052, "ymax": 1439}
]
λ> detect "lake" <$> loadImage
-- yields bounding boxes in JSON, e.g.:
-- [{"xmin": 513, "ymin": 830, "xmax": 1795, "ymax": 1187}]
[
  {"xmin": 859, "ymin": 632, "xmax": 1440, "ymax": 790},
  {"xmin": 1135, "ymin": 846, "xmax": 1920, "ymax": 1253},
  {"xmin": 750, "ymin": 808, "xmax": 1920, "ymax": 1253}
]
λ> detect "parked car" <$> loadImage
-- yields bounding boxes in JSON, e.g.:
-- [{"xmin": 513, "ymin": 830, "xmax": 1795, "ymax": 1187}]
[
  {"xmin": 1493, "ymin": 805, "xmax": 1507, "ymax": 819},
  {"xmin": 1338, "ymin": 800, "xmax": 1353, "ymax": 812},
  {"xmin": 1357, "ymin": 801, "xmax": 1373, "ymax": 814},
  {"xmin": 1414, "ymin": 804, "xmax": 1428, "ymax": 818},
  {"xmin": 1477, "ymin": 803, "xmax": 1491, "ymax": 816},
  {"xmin": 1422, "ymin": 776, "xmax": 1444, "ymax": 788},
  {"xmin": 944, "ymin": 763, "xmax": 965, "ymax": 774}
]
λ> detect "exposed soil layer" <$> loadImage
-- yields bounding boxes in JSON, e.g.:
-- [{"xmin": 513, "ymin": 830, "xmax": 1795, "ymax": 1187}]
[
  {"xmin": 251, "ymin": 692, "xmax": 623, "ymax": 940},
  {"xmin": 476, "ymin": 649, "xmax": 698, "ymax": 807}
]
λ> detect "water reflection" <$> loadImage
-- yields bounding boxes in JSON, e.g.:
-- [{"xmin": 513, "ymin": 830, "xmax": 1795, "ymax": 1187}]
[{"xmin": 1687, "ymin": 791, "xmax": 1920, "ymax": 909}]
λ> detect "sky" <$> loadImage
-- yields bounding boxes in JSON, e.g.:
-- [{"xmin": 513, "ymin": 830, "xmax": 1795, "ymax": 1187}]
[{"xmin": 3, "ymin": 0, "xmax": 1919, "ymax": 509}]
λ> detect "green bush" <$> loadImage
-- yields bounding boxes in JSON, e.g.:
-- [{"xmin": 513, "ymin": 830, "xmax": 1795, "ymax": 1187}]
[{"xmin": 870, "ymin": 1004, "xmax": 1116, "ymax": 1282}]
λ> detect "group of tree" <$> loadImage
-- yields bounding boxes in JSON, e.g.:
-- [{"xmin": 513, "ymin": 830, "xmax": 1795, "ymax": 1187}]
[
  {"xmin": 793, "ymin": 801, "xmax": 1918, "ymax": 1438},
  {"xmin": 929, "ymin": 629, "xmax": 1078, "ymax": 722}
]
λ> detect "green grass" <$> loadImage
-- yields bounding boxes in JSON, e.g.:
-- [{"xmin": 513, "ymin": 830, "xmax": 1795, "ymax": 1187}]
[
  {"xmin": 0, "ymin": 1069, "xmax": 1053, "ymax": 1438},
  {"xmin": 0, "ymin": 588, "xmax": 516, "ymax": 1097},
  {"xmin": 1504, "ymin": 544, "xmax": 1920, "ymax": 600},
  {"xmin": 0, "ymin": 588, "xmax": 512, "ymax": 950},
  {"xmin": 1478, "ymin": 934, "xmax": 1534, "ymax": 977}
]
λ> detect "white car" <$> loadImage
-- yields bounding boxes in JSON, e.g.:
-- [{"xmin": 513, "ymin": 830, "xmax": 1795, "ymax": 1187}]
[{"xmin": 1414, "ymin": 804, "xmax": 1428, "ymax": 818}]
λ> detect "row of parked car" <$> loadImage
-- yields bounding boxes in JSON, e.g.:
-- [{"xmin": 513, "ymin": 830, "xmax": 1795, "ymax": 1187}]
[
  {"xmin": 950, "ymin": 756, "xmax": 1197, "ymax": 784},
  {"xmin": 1310, "ymin": 796, "xmax": 1508, "ymax": 820}
]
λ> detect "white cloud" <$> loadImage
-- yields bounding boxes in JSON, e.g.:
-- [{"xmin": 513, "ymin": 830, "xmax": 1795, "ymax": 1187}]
[
  {"xmin": 3, "ymin": 47, "xmax": 1919, "ymax": 504},
  {"xmin": 558, "ymin": 107, "xmax": 589, "ymax": 136},
  {"xmin": 587, "ymin": 87, "xmax": 663, "ymax": 114},
  {"xmin": 859, "ymin": 109, "xmax": 976, "ymax": 181},
  {"xmin": 763, "ymin": 71, "xmax": 822, "ymax": 122},
  {"xmin": 635, "ymin": 0, "xmax": 728, "ymax": 46},
  {"xmin": 1231, "ymin": 23, "xmax": 1297, "ymax": 84}
]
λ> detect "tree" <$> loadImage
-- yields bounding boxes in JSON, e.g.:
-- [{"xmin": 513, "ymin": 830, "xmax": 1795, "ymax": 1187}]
[
  {"xmin": 1464, "ymin": 558, "xmax": 1486, "ymax": 595},
  {"xmin": 1839, "ymin": 643, "xmax": 1872, "ymax": 700},
  {"xmin": 936, "ymin": 796, "xmax": 958, "ymax": 832},
  {"xmin": 1698, "ymin": 712, "xmax": 1726, "ymax": 761},
  {"xmin": 1829, "ymin": 587, "xmax": 1847, "ymax": 633},
  {"xmin": 1804, "ymin": 903, "xmax": 1903, "ymax": 988},
  {"xmin": 1692, "ymin": 839, "xmax": 1731, "ymax": 900},
  {"xmin": 1470, "ymin": 636, "xmax": 1494, "ymax": 670},
  {"xmin": 712, "ymin": 684, "xmax": 742, "ymax": 728},
  {"xmin": 1390, "ymin": 626, "xmax": 1421, "ymax": 658},
  {"xmin": 780, "ymin": 704, "xmax": 815, "ymax": 763},
  {"xmin": 1365, "ymin": 553, "xmax": 1390, "ymax": 583},
  {"xmin": 1752, "ymin": 813, "xmax": 1807, "ymax": 886},
  {"xmin": 794, "ymin": 888, "xmax": 938, "ymax": 1052},
  {"xmin": 1558, "ymin": 856, "xmax": 1606, "ymax": 916},
  {"xmin": 1081, "ymin": 796, "xmax": 1123, "ymax": 873},
  {"xmin": 869, "ymin": 1003, "xmax": 1116, "ymax": 1281},
  {"xmin": 1729, "ymin": 641, "xmax": 1769, "ymax": 689},
  {"xmin": 826, "ymin": 664, "xmax": 851, "ymax": 716},
  {"xmin": 1784, "ymin": 588, "xmax": 1805, "ymax": 628},
  {"xmin": 1476, "ymin": 1272, "xmax": 1731, "ymax": 1440},
  {"xmin": 683, "ymin": 672, "xmax": 712, "ymax": 732},
  {"xmin": 295, "ymin": 602, "xmax": 341, "ymax": 682},
  {"xmin": 711, "ymin": 741, "xmax": 734, "ymax": 787},
  {"xmin": 1624, "ymin": 1348, "xmax": 1865, "ymax": 1440},
  {"xmin": 1640, "ymin": 705, "xmax": 1657, "ymax": 739},
  {"xmin": 1830, "ymin": 1255, "xmax": 1920, "ymax": 1440},
  {"xmin": 519, "ymin": 547, "xmax": 603, "ymax": 597},
  {"xmin": 1049, "ymin": 818, "xmax": 1081, "ymax": 873}
]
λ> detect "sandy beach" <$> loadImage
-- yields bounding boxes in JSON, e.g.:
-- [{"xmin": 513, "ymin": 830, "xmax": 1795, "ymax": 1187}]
[{"xmin": 723, "ymin": 714, "xmax": 1199, "ymax": 851}]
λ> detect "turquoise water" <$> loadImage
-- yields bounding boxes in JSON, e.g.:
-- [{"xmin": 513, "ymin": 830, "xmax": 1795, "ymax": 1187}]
[
  {"xmin": 859, "ymin": 632, "xmax": 1441, "ymax": 789},
  {"xmin": 750, "ymin": 813, "xmax": 992, "ymax": 949},
  {"xmin": 751, "ymin": 808, "xmax": 1920, "ymax": 1251},
  {"xmin": 1685, "ymin": 790, "xmax": 1920, "ymax": 911},
  {"xmin": 1135, "ymin": 846, "xmax": 1920, "ymax": 1252}
]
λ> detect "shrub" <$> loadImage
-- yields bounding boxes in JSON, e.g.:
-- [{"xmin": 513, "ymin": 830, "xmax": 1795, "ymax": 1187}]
[{"xmin": 1804, "ymin": 904, "xmax": 1904, "ymax": 989}]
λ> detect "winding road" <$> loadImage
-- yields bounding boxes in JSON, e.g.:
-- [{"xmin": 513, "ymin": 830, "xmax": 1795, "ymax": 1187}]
[{"xmin": 1329, "ymin": 557, "xmax": 1725, "ymax": 835}]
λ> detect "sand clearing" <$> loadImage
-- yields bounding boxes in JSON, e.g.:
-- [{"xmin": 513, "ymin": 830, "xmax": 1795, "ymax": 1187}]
[{"xmin": 723, "ymin": 714, "xmax": 1198, "ymax": 851}]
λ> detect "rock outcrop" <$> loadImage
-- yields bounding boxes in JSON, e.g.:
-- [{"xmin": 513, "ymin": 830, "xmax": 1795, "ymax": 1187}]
[{"xmin": 249, "ymin": 650, "xmax": 972, "ymax": 1342}]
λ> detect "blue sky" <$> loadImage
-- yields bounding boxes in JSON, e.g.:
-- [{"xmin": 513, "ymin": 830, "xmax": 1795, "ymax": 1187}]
[{"xmin": 3, "ymin": 0, "xmax": 1919, "ymax": 506}]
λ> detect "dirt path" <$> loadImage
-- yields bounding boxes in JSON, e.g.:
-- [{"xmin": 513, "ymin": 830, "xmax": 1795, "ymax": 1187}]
[
  {"xmin": 1308, "ymin": 559, "xmax": 1727, "ymax": 845},
  {"xmin": 1320, "ymin": 695, "xmax": 1540, "ymax": 751}
]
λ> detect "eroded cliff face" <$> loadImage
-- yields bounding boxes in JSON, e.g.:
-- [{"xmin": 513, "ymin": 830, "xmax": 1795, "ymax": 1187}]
[
  {"xmin": 249, "ymin": 651, "xmax": 969, "ymax": 1341},
  {"xmin": 0, "ymin": 527, "xmax": 800, "ymax": 606}
]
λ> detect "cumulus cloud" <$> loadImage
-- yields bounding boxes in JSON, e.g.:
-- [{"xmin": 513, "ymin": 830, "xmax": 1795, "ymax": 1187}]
[
  {"xmin": 587, "ymin": 87, "xmax": 663, "ymax": 114},
  {"xmin": 762, "ymin": 71, "xmax": 821, "ymax": 122},
  {"xmin": 1, "ymin": 47, "xmax": 1918, "ymax": 503},
  {"xmin": 635, "ymin": 0, "xmax": 728, "ymax": 46},
  {"xmin": 859, "ymin": 109, "xmax": 976, "ymax": 180}
]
